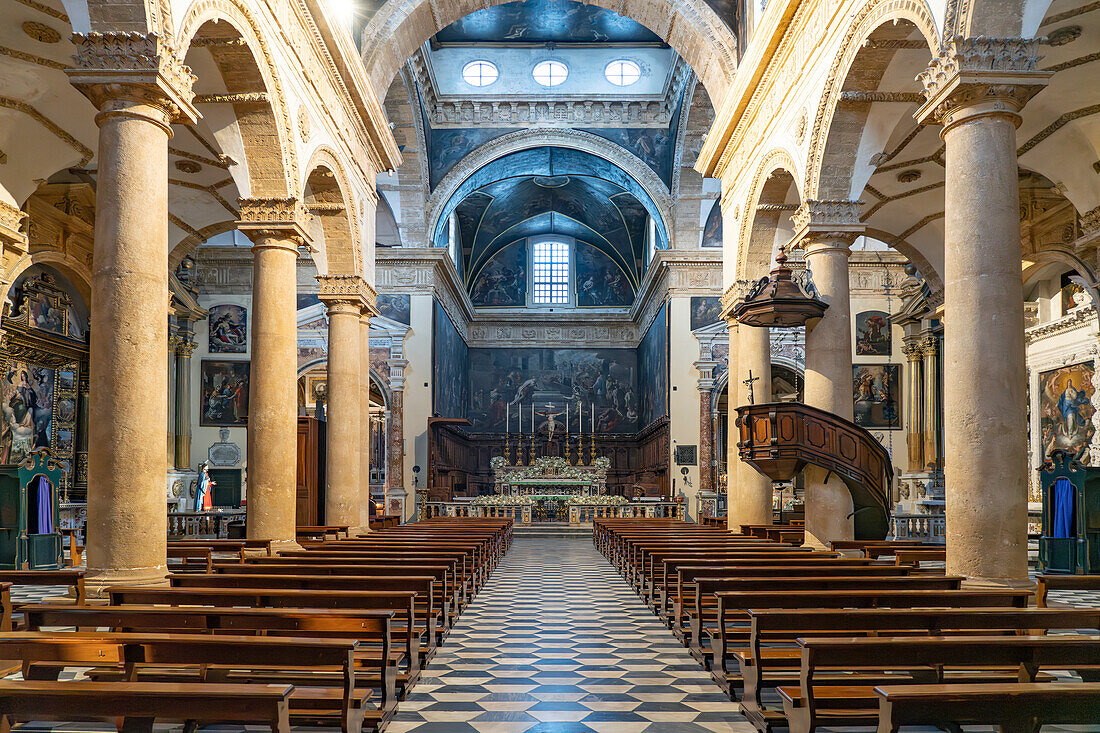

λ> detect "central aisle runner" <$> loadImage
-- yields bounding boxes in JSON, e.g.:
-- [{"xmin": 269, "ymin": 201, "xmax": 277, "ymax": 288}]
[{"xmin": 388, "ymin": 535, "xmax": 754, "ymax": 733}]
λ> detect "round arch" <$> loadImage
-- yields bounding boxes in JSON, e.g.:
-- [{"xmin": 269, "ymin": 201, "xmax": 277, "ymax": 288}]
[
  {"xmin": 303, "ymin": 146, "xmax": 361, "ymax": 278},
  {"xmin": 427, "ymin": 129, "xmax": 676, "ymax": 249},
  {"xmin": 1023, "ymin": 245, "xmax": 1100, "ymax": 315},
  {"xmin": 176, "ymin": 0, "xmax": 298, "ymax": 199},
  {"xmin": 736, "ymin": 149, "xmax": 802, "ymax": 281},
  {"xmin": 1, "ymin": 250, "xmax": 92, "ymax": 309},
  {"xmin": 359, "ymin": 0, "xmax": 738, "ymax": 109},
  {"xmin": 804, "ymin": 0, "xmax": 939, "ymax": 201}
]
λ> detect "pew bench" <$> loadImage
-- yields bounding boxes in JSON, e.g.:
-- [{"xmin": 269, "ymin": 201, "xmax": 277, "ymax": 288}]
[
  {"xmin": 0, "ymin": 680, "xmax": 293, "ymax": 733},
  {"xmin": 778, "ymin": 635, "xmax": 1100, "ymax": 733},
  {"xmin": 1037, "ymin": 573, "xmax": 1100, "ymax": 607},
  {"xmin": 873, "ymin": 682, "xmax": 1100, "ymax": 733},
  {"xmin": 0, "ymin": 571, "xmax": 85, "ymax": 607}
]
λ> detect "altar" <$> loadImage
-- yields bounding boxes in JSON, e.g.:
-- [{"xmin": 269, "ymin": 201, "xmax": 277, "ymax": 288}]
[{"xmin": 490, "ymin": 456, "xmax": 610, "ymax": 497}]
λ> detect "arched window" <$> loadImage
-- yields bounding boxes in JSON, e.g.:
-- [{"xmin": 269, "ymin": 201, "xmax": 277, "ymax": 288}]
[{"xmin": 531, "ymin": 240, "xmax": 570, "ymax": 304}]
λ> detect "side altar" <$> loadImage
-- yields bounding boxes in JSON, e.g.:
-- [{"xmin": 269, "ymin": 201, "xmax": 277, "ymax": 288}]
[{"xmin": 491, "ymin": 456, "xmax": 610, "ymax": 497}]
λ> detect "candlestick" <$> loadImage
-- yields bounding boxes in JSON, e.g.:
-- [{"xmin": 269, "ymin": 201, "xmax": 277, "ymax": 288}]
[
  {"xmin": 566, "ymin": 402, "xmax": 570, "ymax": 435},
  {"xmin": 506, "ymin": 403, "xmax": 510, "ymax": 434},
  {"xmin": 518, "ymin": 403, "xmax": 522, "ymax": 434},
  {"xmin": 532, "ymin": 403, "xmax": 535, "ymax": 435},
  {"xmin": 591, "ymin": 403, "xmax": 595, "ymax": 433}
]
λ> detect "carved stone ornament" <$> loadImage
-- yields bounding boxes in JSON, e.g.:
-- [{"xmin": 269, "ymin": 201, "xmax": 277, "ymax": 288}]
[
  {"xmin": 790, "ymin": 200, "xmax": 864, "ymax": 247},
  {"xmin": 22, "ymin": 21, "xmax": 61, "ymax": 43},
  {"xmin": 66, "ymin": 32, "xmax": 199, "ymax": 124},
  {"xmin": 317, "ymin": 274, "xmax": 370, "ymax": 310},
  {"xmin": 208, "ymin": 427, "xmax": 242, "ymax": 467},
  {"xmin": 915, "ymin": 37, "xmax": 1051, "ymax": 128},
  {"xmin": 236, "ymin": 197, "xmax": 312, "ymax": 247},
  {"xmin": 0, "ymin": 201, "xmax": 28, "ymax": 250},
  {"xmin": 298, "ymin": 105, "xmax": 311, "ymax": 142}
]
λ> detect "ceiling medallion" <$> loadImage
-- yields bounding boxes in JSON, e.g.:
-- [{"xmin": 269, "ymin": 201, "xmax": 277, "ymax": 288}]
[
  {"xmin": 732, "ymin": 245, "xmax": 829, "ymax": 328},
  {"xmin": 532, "ymin": 175, "xmax": 570, "ymax": 188},
  {"xmin": 175, "ymin": 160, "xmax": 202, "ymax": 174},
  {"xmin": 1047, "ymin": 25, "xmax": 1082, "ymax": 46},
  {"xmin": 896, "ymin": 169, "xmax": 922, "ymax": 183},
  {"xmin": 22, "ymin": 21, "xmax": 61, "ymax": 43}
]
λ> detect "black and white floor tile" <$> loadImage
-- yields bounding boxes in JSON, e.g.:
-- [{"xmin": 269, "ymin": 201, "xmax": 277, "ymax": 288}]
[{"xmin": 387, "ymin": 536, "xmax": 754, "ymax": 733}]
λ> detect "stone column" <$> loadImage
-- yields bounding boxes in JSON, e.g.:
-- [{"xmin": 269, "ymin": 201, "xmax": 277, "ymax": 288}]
[
  {"xmin": 733, "ymin": 319, "xmax": 773, "ymax": 527},
  {"xmin": 793, "ymin": 201, "xmax": 862, "ymax": 548},
  {"xmin": 173, "ymin": 331, "xmax": 197, "ymax": 470},
  {"xmin": 237, "ymin": 200, "xmax": 311, "ymax": 550},
  {"xmin": 921, "ymin": 335, "xmax": 941, "ymax": 470},
  {"xmin": 697, "ymin": 380, "xmax": 715, "ymax": 497},
  {"xmin": 902, "ymin": 340, "xmax": 925, "ymax": 472},
  {"xmin": 67, "ymin": 33, "xmax": 197, "ymax": 589},
  {"xmin": 359, "ymin": 307, "xmax": 373, "ymax": 529},
  {"xmin": 916, "ymin": 38, "xmax": 1049, "ymax": 585},
  {"xmin": 318, "ymin": 276, "xmax": 366, "ymax": 533},
  {"xmin": 388, "ymin": 342, "xmax": 408, "ymax": 520}
]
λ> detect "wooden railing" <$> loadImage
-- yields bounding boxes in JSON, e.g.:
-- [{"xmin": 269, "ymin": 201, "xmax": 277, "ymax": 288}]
[
  {"xmin": 735, "ymin": 401, "xmax": 892, "ymax": 539},
  {"xmin": 167, "ymin": 511, "xmax": 245, "ymax": 538},
  {"xmin": 422, "ymin": 501, "xmax": 684, "ymax": 524}
]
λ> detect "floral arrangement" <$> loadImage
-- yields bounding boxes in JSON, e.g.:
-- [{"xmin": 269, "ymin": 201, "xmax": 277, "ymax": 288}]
[
  {"xmin": 471, "ymin": 494, "xmax": 533, "ymax": 506},
  {"xmin": 568, "ymin": 495, "xmax": 628, "ymax": 506}
]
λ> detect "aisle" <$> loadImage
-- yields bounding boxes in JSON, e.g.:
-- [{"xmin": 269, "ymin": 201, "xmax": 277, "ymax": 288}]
[{"xmin": 388, "ymin": 536, "xmax": 753, "ymax": 733}]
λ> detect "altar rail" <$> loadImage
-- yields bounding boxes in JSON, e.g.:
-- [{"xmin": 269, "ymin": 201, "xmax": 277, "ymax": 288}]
[
  {"xmin": 167, "ymin": 511, "xmax": 245, "ymax": 538},
  {"xmin": 422, "ymin": 501, "xmax": 684, "ymax": 524}
]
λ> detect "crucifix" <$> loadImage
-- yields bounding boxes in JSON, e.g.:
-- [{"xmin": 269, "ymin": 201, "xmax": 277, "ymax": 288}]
[{"xmin": 743, "ymin": 369, "xmax": 760, "ymax": 405}]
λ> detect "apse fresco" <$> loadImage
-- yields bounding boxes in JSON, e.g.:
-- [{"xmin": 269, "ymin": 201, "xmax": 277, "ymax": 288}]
[
  {"xmin": 701, "ymin": 200, "xmax": 722, "ymax": 248},
  {"xmin": 854, "ymin": 310, "xmax": 891, "ymax": 356},
  {"xmin": 429, "ymin": 128, "xmax": 510, "ymax": 187},
  {"xmin": 584, "ymin": 128, "xmax": 674, "ymax": 186},
  {"xmin": 690, "ymin": 297, "xmax": 722, "ymax": 330},
  {"xmin": 853, "ymin": 364, "xmax": 900, "ymax": 430},
  {"xmin": 468, "ymin": 348, "xmax": 639, "ymax": 434},
  {"xmin": 638, "ymin": 303, "xmax": 669, "ymax": 428},
  {"xmin": 0, "ymin": 362, "xmax": 55, "ymax": 464},
  {"xmin": 576, "ymin": 243, "xmax": 633, "ymax": 307},
  {"xmin": 1040, "ymin": 361, "xmax": 1096, "ymax": 465},
  {"xmin": 433, "ymin": 300, "xmax": 469, "ymax": 419},
  {"xmin": 471, "ymin": 240, "xmax": 527, "ymax": 307},
  {"xmin": 377, "ymin": 294, "xmax": 411, "ymax": 325}
]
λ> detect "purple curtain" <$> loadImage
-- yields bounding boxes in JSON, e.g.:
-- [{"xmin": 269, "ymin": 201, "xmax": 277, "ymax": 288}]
[
  {"xmin": 1053, "ymin": 476, "xmax": 1075, "ymax": 539},
  {"xmin": 34, "ymin": 476, "xmax": 52, "ymax": 535}
]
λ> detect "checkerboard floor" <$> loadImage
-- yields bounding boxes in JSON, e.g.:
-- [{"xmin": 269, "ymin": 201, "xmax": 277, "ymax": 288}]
[{"xmin": 387, "ymin": 536, "xmax": 753, "ymax": 733}]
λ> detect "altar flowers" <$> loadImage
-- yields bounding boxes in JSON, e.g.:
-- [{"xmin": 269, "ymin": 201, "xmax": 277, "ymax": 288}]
[{"xmin": 568, "ymin": 495, "xmax": 628, "ymax": 506}]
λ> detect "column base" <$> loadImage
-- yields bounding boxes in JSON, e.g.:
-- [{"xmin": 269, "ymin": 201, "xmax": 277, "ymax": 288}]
[
  {"xmin": 959, "ymin": 575, "xmax": 1036, "ymax": 591},
  {"xmin": 85, "ymin": 564, "xmax": 169, "ymax": 597},
  {"xmin": 348, "ymin": 525, "xmax": 369, "ymax": 538}
]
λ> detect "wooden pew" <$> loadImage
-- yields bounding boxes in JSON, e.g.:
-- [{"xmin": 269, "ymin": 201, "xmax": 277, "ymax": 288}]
[
  {"xmin": 0, "ymin": 571, "xmax": 84, "ymax": 606},
  {"xmin": 0, "ymin": 631, "xmax": 379, "ymax": 732},
  {"xmin": 166, "ymin": 546, "xmax": 213, "ymax": 573},
  {"xmin": 893, "ymin": 548, "xmax": 946, "ymax": 568},
  {"xmin": 873, "ymin": 682, "xmax": 1100, "ymax": 732},
  {"xmin": 780, "ymin": 635, "xmax": 1100, "ymax": 733},
  {"xmin": 23, "ymin": 605, "xmax": 400, "ymax": 710},
  {"xmin": 168, "ymin": 538, "xmax": 274, "ymax": 556},
  {"xmin": 735, "ymin": 607, "xmax": 1100, "ymax": 729},
  {"xmin": 296, "ymin": 526, "xmax": 350, "ymax": 540},
  {"xmin": 0, "ymin": 680, "xmax": 293, "ymax": 733},
  {"xmin": 1036, "ymin": 573, "xmax": 1100, "ymax": 607}
]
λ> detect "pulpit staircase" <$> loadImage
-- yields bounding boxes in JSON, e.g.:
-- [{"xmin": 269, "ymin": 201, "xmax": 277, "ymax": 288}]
[{"xmin": 735, "ymin": 402, "xmax": 893, "ymax": 540}]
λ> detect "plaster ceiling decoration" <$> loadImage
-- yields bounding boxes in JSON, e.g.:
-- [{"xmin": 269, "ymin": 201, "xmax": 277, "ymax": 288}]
[{"xmin": 432, "ymin": 0, "xmax": 665, "ymax": 46}]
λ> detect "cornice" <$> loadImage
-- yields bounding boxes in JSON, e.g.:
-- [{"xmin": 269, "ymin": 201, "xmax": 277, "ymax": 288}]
[{"xmin": 1025, "ymin": 306, "xmax": 1099, "ymax": 344}]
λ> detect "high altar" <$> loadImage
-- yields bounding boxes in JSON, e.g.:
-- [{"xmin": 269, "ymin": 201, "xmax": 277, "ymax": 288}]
[{"xmin": 490, "ymin": 456, "xmax": 610, "ymax": 497}]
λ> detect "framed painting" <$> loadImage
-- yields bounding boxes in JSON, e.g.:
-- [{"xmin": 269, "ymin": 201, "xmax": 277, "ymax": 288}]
[
  {"xmin": 1039, "ymin": 361, "xmax": 1095, "ymax": 464},
  {"xmin": 200, "ymin": 360, "xmax": 250, "ymax": 426},
  {"xmin": 855, "ymin": 310, "xmax": 891, "ymax": 356},
  {"xmin": 208, "ymin": 304, "xmax": 247, "ymax": 354},
  {"xmin": 853, "ymin": 364, "xmax": 901, "ymax": 429}
]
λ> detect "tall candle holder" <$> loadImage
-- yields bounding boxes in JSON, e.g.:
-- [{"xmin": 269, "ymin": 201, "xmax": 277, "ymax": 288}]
[{"xmin": 506, "ymin": 435, "xmax": 514, "ymax": 466}]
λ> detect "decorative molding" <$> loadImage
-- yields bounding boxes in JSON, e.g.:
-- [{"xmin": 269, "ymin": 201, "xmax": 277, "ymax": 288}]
[
  {"xmin": 791, "ymin": 199, "xmax": 865, "ymax": 245},
  {"xmin": 916, "ymin": 36, "xmax": 1051, "ymax": 128},
  {"xmin": 1025, "ymin": 305, "xmax": 1099, "ymax": 343},
  {"xmin": 0, "ymin": 96, "xmax": 94, "ymax": 167},
  {"xmin": 0, "ymin": 202, "xmax": 28, "ymax": 250},
  {"xmin": 0, "ymin": 45, "xmax": 65, "ymax": 70},
  {"xmin": 193, "ymin": 92, "xmax": 269, "ymax": 104},
  {"xmin": 67, "ymin": 32, "xmax": 199, "ymax": 124},
  {"xmin": 236, "ymin": 197, "xmax": 312, "ymax": 246},
  {"xmin": 839, "ymin": 91, "xmax": 924, "ymax": 103}
]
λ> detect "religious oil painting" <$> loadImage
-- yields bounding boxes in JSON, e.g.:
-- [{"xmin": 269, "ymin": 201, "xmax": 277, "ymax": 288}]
[
  {"xmin": 690, "ymin": 297, "xmax": 723, "ymax": 330},
  {"xmin": 433, "ymin": 300, "xmax": 469, "ymax": 419},
  {"xmin": 701, "ymin": 200, "xmax": 722, "ymax": 248},
  {"xmin": 855, "ymin": 310, "xmax": 891, "ymax": 356},
  {"xmin": 471, "ymin": 240, "xmax": 527, "ymax": 307},
  {"xmin": 377, "ymin": 294, "xmax": 411, "ymax": 325},
  {"xmin": 1040, "ymin": 361, "xmax": 1096, "ymax": 465},
  {"xmin": 852, "ymin": 364, "xmax": 901, "ymax": 429},
  {"xmin": 468, "ymin": 348, "xmax": 638, "ymax": 434},
  {"xmin": 638, "ymin": 303, "xmax": 669, "ymax": 428},
  {"xmin": 576, "ymin": 243, "xmax": 632, "ymax": 307},
  {"xmin": 0, "ymin": 362, "xmax": 55, "ymax": 463},
  {"xmin": 200, "ymin": 360, "xmax": 250, "ymax": 427},
  {"xmin": 208, "ymin": 304, "xmax": 247, "ymax": 354}
]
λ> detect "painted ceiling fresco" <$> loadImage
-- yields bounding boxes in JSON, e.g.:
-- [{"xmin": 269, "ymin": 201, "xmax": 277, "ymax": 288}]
[
  {"xmin": 457, "ymin": 175, "xmax": 647, "ymax": 296},
  {"xmin": 433, "ymin": 0, "xmax": 665, "ymax": 46}
]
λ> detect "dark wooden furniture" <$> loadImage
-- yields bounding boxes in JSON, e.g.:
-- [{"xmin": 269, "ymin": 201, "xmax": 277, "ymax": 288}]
[
  {"xmin": 0, "ymin": 570, "xmax": 84, "ymax": 606},
  {"xmin": 296, "ymin": 416, "xmax": 325, "ymax": 527},
  {"xmin": 736, "ymin": 402, "xmax": 892, "ymax": 539}
]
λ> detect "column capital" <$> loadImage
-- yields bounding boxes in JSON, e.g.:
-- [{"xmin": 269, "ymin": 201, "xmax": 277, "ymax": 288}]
[
  {"xmin": 720, "ymin": 280, "xmax": 756, "ymax": 322},
  {"xmin": 791, "ymin": 200, "xmax": 864, "ymax": 250},
  {"xmin": 317, "ymin": 274, "xmax": 374, "ymax": 313},
  {"xmin": 901, "ymin": 342, "xmax": 925, "ymax": 362},
  {"xmin": 915, "ymin": 36, "xmax": 1051, "ymax": 132},
  {"xmin": 0, "ymin": 201, "xmax": 28, "ymax": 257},
  {"xmin": 237, "ymin": 198, "xmax": 312, "ymax": 250},
  {"xmin": 176, "ymin": 338, "xmax": 198, "ymax": 358},
  {"xmin": 67, "ymin": 32, "xmax": 199, "ymax": 127}
]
